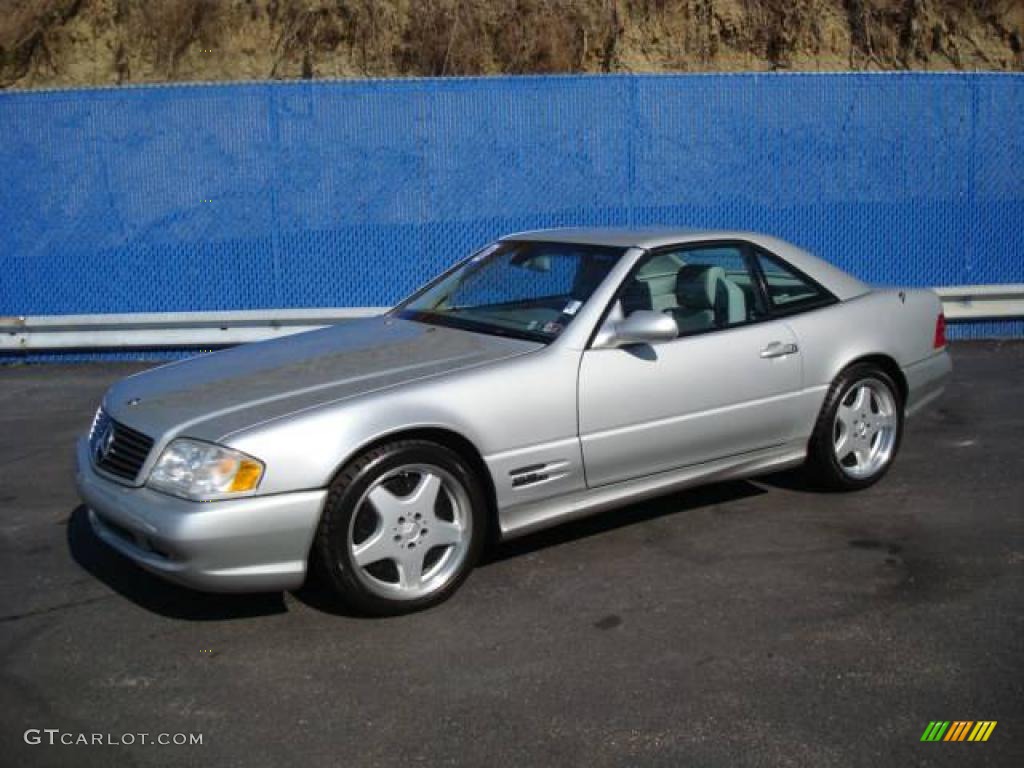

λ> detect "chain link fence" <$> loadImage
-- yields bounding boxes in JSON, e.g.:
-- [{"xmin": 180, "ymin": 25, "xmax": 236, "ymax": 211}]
[{"xmin": 2, "ymin": 73, "xmax": 1022, "ymax": 341}]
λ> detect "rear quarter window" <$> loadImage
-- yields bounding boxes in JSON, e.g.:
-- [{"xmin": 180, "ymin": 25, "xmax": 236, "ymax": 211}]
[{"xmin": 756, "ymin": 251, "xmax": 834, "ymax": 312}]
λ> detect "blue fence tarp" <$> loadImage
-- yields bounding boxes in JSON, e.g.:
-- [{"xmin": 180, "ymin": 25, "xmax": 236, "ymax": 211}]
[{"xmin": 1, "ymin": 73, "xmax": 1022, "ymax": 341}]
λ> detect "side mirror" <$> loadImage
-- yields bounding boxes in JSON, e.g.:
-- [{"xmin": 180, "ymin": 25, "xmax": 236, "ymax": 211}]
[{"xmin": 612, "ymin": 310, "xmax": 677, "ymax": 346}]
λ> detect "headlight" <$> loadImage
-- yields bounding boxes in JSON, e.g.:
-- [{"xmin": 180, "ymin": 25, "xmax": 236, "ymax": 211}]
[{"xmin": 147, "ymin": 438, "xmax": 264, "ymax": 500}]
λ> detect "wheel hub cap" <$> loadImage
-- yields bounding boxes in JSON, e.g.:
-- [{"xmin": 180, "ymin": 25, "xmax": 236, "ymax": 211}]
[
  {"xmin": 347, "ymin": 464, "xmax": 472, "ymax": 601},
  {"xmin": 832, "ymin": 378, "xmax": 898, "ymax": 480}
]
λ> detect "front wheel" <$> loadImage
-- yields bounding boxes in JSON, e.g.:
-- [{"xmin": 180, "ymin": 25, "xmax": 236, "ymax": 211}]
[
  {"xmin": 314, "ymin": 440, "xmax": 487, "ymax": 615},
  {"xmin": 806, "ymin": 364, "xmax": 903, "ymax": 491}
]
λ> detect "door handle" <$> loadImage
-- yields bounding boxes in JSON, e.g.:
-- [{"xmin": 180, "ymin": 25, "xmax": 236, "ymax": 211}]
[{"xmin": 760, "ymin": 341, "xmax": 799, "ymax": 358}]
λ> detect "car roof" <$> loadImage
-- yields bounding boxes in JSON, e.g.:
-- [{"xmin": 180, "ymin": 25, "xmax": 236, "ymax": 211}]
[
  {"xmin": 501, "ymin": 227, "xmax": 870, "ymax": 301},
  {"xmin": 503, "ymin": 227, "xmax": 734, "ymax": 249}
]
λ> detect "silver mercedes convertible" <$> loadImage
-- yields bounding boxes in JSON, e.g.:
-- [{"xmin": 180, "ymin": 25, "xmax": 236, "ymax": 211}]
[{"xmin": 76, "ymin": 228, "xmax": 951, "ymax": 614}]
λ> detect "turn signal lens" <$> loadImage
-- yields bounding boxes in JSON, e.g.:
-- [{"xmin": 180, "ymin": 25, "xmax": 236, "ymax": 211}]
[
  {"xmin": 934, "ymin": 313, "xmax": 947, "ymax": 349},
  {"xmin": 229, "ymin": 459, "xmax": 264, "ymax": 493}
]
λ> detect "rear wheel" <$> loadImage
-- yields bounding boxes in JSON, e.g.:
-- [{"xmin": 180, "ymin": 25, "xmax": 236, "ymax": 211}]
[
  {"xmin": 806, "ymin": 363, "xmax": 903, "ymax": 491},
  {"xmin": 314, "ymin": 440, "xmax": 487, "ymax": 615}
]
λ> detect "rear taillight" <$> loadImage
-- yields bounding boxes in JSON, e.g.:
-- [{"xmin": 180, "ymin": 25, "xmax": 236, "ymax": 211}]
[{"xmin": 934, "ymin": 313, "xmax": 947, "ymax": 349}]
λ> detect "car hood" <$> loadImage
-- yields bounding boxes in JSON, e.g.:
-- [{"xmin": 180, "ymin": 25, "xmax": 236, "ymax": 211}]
[{"xmin": 103, "ymin": 316, "xmax": 541, "ymax": 442}]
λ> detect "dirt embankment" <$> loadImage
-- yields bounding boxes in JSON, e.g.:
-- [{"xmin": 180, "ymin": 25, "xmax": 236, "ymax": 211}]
[{"xmin": 2, "ymin": 0, "xmax": 1022, "ymax": 89}]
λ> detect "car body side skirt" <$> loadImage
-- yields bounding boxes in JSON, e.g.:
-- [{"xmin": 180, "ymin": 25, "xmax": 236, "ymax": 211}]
[{"xmin": 496, "ymin": 438, "xmax": 807, "ymax": 539}]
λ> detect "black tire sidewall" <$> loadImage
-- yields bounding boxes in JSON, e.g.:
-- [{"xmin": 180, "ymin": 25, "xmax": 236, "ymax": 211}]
[
  {"xmin": 810, "ymin": 364, "xmax": 904, "ymax": 491},
  {"xmin": 315, "ymin": 440, "xmax": 488, "ymax": 616}
]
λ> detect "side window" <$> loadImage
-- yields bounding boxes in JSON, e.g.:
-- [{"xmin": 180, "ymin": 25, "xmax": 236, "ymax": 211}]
[
  {"xmin": 622, "ymin": 245, "xmax": 764, "ymax": 336},
  {"xmin": 756, "ymin": 251, "xmax": 831, "ymax": 312}
]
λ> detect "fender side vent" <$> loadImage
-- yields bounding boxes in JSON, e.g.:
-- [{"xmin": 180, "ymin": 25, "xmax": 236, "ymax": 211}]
[
  {"xmin": 511, "ymin": 472, "xmax": 549, "ymax": 488},
  {"xmin": 509, "ymin": 461, "xmax": 569, "ymax": 489}
]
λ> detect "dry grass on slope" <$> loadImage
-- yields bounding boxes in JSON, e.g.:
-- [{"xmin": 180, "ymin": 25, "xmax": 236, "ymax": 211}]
[{"xmin": 1, "ymin": 0, "xmax": 1022, "ymax": 89}]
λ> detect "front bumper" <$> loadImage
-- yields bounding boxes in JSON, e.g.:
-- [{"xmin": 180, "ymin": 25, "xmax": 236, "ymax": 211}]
[{"xmin": 75, "ymin": 438, "xmax": 327, "ymax": 592}]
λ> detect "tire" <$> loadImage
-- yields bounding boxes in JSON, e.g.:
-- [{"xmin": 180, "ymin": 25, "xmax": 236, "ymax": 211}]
[
  {"xmin": 806, "ymin": 363, "xmax": 904, "ymax": 491},
  {"xmin": 313, "ymin": 439, "xmax": 488, "ymax": 616}
]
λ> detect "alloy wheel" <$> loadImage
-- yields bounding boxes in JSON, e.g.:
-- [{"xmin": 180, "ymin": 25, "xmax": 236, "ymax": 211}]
[
  {"xmin": 832, "ymin": 378, "xmax": 899, "ymax": 479},
  {"xmin": 347, "ymin": 464, "xmax": 472, "ymax": 600}
]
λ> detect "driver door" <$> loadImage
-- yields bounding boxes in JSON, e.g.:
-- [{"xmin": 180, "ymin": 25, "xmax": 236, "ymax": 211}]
[{"xmin": 578, "ymin": 244, "xmax": 803, "ymax": 487}]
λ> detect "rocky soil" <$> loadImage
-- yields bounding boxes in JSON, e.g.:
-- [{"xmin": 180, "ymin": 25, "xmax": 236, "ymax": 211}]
[{"xmin": 2, "ymin": 0, "xmax": 1022, "ymax": 89}]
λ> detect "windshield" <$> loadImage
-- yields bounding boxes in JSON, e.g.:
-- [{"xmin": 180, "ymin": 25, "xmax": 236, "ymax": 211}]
[{"xmin": 394, "ymin": 241, "xmax": 625, "ymax": 343}]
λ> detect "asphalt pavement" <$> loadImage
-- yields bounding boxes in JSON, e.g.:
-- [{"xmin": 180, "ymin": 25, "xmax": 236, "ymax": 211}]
[{"xmin": 1, "ymin": 341, "xmax": 1022, "ymax": 767}]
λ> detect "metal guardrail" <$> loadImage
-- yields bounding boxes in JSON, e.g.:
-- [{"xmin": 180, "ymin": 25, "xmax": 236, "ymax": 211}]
[
  {"xmin": 0, "ymin": 308, "xmax": 386, "ymax": 351},
  {"xmin": 933, "ymin": 284, "xmax": 1024, "ymax": 321},
  {"xmin": 2, "ymin": 284, "xmax": 1022, "ymax": 351}
]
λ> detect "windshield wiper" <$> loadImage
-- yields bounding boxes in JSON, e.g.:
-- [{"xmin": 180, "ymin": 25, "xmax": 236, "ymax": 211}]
[{"xmin": 398, "ymin": 310, "xmax": 549, "ymax": 344}]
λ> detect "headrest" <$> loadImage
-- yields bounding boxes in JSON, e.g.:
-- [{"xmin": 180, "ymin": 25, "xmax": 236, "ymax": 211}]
[
  {"xmin": 571, "ymin": 258, "xmax": 609, "ymax": 300},
  {"xmin": 675, "ymin": 264, "xmax": 724, "ymax": 310},
  {"xmin": 620, "ymin": 279, "xmax": 653, "ymax": 313}
]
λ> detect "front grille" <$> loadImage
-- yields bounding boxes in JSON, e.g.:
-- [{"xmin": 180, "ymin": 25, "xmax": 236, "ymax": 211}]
[{"xmin": 89, "ymin": 408, "xmax": 154, "ymax": 482}]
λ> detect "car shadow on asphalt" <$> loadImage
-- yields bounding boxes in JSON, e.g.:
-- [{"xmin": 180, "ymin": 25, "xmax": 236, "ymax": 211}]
[
  {"xmin": 482, "ymin": 478, "xmax": 768, "ymax": 565},
  {"xmin": 66, "ymin": 505, "xmax": 288, "ymax": 621},
  {"xmin": 751, "ymin": 467, "xmax": 828, "ymax": 493}
]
